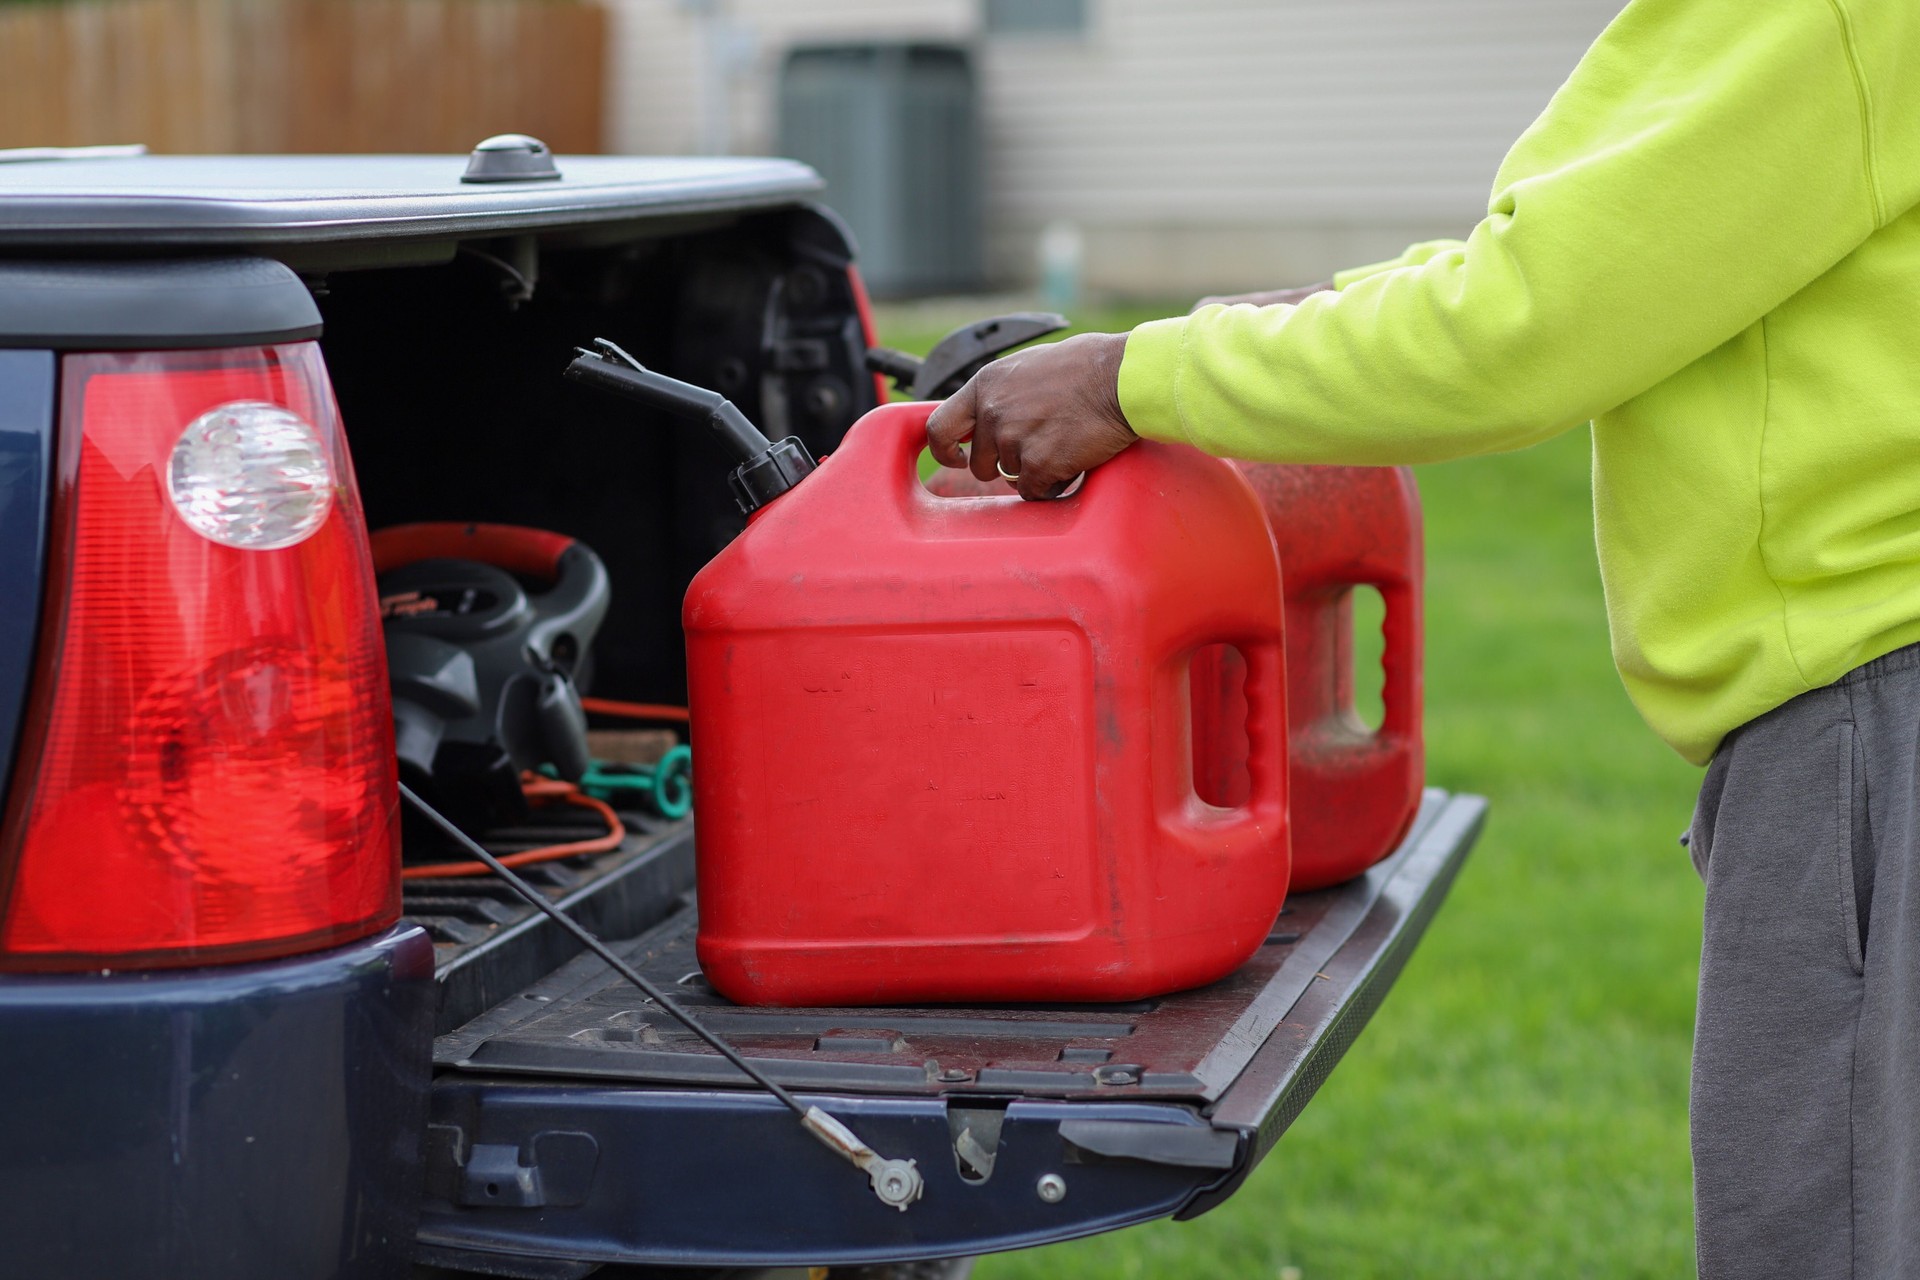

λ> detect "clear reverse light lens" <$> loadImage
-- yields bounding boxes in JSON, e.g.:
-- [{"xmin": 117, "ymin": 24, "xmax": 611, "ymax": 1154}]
[{"xmin": 167, "ymin": 399, "xmax": 334, "ymax": 549}]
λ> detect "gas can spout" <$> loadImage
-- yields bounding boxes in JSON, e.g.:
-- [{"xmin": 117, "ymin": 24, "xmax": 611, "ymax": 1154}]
[{"xmin": 565, "ymin": 338, "xmax": 816, "ymax": 515}]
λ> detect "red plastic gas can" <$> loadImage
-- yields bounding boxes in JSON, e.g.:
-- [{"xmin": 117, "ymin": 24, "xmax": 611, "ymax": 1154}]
[
  {"xmin": 1192, "ymin": 464, "xmax": 1424, "ymax": 890},
  {"xmin": 685, "ymin": 401, "xmax": 1291, "ymax": 1006}
]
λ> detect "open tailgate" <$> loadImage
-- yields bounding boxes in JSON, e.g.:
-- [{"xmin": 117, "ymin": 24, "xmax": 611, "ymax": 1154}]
[{"xmin": 411, "ymin": 789, "xmax": 1485, "ymax": 1273}]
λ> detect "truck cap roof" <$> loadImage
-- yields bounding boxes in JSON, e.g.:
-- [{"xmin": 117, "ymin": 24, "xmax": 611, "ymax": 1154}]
[{"xmin": 0, "ymin": 147, "xmax": 824, "ymax": 266}]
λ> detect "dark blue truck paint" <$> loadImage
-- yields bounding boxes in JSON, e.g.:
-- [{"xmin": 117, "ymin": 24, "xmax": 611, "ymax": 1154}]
[
  {"xmin": 0, "ymin": 925, "xmax": 437, "ymax": 1280},
  {"xmin": 0, "ymin": 349, "xmax": 51, "ymax": 792}
]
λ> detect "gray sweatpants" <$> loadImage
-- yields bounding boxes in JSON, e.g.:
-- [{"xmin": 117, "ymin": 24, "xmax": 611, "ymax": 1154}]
[{"xmin": 1689, "ymin": 642, "xmax": 1920, "ymax": 1278}]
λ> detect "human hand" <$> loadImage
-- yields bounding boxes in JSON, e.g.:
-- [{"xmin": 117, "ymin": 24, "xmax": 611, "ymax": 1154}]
[
  {"xmin": 924, "ymin": 332, "xmax": 1136, "ymax": 501},
  {"xmin": 1191, "ymin": 281, "xmax": 1333, "ymax": 312}
]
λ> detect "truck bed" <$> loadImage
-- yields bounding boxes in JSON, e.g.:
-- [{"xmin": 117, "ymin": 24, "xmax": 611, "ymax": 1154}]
[{"xmin": 407, "ymin": 789, "xmax": 1485, "ymax": 1274}]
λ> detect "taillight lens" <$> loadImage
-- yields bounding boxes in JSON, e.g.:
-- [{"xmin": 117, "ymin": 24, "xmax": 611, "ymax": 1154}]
[{"xmin": 0, "ymin": 343, "xmax": 398, "ymax": 970}]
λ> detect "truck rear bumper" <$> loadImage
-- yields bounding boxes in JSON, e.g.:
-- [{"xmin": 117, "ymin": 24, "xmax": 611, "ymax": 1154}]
[
  {"xmin": 417, "ymin": 793, "xmax": 1486, "ymax": 1272},
  {"xmin": 0, "ymin": 924, "xmax": 437, "ymax": 1280}
]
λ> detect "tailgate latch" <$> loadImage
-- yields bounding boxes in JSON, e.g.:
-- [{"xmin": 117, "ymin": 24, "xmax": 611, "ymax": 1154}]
[{"xmin": 426, "ymin": 1124, "xmax": 600, "ymax": 1209}]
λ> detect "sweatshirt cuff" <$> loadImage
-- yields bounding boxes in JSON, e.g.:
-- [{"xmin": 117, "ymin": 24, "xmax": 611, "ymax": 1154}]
[{"xmin": 1118, "ymin": 315, "xmax": 1195, "ymax": 447}]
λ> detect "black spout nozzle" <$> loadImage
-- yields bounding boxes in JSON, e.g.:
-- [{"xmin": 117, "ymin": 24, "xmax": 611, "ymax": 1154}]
[
  {"xmin": 565, "ymin": 341, "xmax": 770, "ymax": 462},
  {"xmin": 565, "ymin": 339, "xmax": 815, "ymax": 515}
]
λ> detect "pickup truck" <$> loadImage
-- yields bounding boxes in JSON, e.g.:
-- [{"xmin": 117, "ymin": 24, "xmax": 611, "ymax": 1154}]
[{"xmin": 0, "ymin": 139, "xmax": 1486, "ymax": 1280}]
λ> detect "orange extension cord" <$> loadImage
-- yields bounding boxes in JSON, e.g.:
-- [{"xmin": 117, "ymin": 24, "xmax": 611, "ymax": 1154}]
[
  {"xmin": 401, "ymin": 701, "xmax": 689, "ymax": 880},
  {"xmin": 579, "ymin": 696, "xmax": 691, "ymax": 724}
]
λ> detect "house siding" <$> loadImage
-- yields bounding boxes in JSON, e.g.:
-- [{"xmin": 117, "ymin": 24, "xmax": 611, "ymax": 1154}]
[{"xmin": 606, "ymin": 0, "xmax": 1622, "ymax": 294}]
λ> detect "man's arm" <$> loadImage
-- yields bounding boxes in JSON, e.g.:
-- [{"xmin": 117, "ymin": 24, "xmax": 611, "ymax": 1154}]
[
  {"xmin": 1193, "ymin": 282, "xmax": 1330, "ymax": 313},
  {"xmin": 930, "ymin": 0, "xmax": 1884, "ymax": 494}
]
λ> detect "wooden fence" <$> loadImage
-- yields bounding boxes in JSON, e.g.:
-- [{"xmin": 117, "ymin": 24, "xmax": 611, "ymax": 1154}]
[{"xmin": 0, "ymin": 0, "xmax": 608, "ymax": 154}]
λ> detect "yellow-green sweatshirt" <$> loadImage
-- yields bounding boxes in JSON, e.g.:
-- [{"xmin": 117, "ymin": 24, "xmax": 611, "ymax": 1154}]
[{"xmin": 1118, "ymin": 0, "xmax": 1920, "ymax": 765}]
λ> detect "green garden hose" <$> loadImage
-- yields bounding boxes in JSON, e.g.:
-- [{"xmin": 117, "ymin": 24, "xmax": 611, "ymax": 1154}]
[{"xmin": 570, "ymin": 744, "xmax": 693, "ymax": 819}]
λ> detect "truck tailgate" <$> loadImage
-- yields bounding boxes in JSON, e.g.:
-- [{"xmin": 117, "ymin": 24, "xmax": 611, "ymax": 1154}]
[{"xmin": 412, "ymin": 789, "xmax": 1484, "ymax": 1272}]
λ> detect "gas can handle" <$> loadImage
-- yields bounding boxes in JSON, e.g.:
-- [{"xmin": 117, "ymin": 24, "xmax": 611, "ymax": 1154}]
[
  {"xmin": 873, "ymin": 401, "xmax": 940, "ymax": 496},
  {"xmin": 1176, "ymin": 630, "xmax": 1288, "ymax": 848},
  {"xmin": 1299, "ymin": 565, "xmax": 1419, "ymax": 746},
  {"xmin": 1235, "ymin": 636, "xmax": 1289, "ymax": 827},
  {"xmin": 1375, "ymin": 575, "xmax": 1421, "ymax": 742}
]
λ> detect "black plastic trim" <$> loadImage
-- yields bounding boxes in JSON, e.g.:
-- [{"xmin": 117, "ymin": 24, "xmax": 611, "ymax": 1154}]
[
  {"xmin": 425, "ymin": 822, "xmax": 697, "ymax": 1035},
  {"xmin": 0, "ymin": 256, "xmax": 322, "ymax": 349},
  {"xmin": 1061, "ymin": 1119, "xmax": 1241, "ymax": 1170}
]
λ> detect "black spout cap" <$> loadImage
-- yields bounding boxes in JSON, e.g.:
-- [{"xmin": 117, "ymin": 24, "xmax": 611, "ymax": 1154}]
[
  {"xmin": 565, "ymin": 339, "xmax": 816, "ymax": 515},
  {"xmin": 729, "ymin": 438, "xmax": 816, "ymax": 516}
]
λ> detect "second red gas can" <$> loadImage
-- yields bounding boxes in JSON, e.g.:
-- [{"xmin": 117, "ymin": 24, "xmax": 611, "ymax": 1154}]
[
  {"xmin": 1192, "ymin": 464, "xmax": 1425, "ymax": 890},
  {"xmin": 686, "ymin": 402, "xmax": 1291, "ymax": 1007}
]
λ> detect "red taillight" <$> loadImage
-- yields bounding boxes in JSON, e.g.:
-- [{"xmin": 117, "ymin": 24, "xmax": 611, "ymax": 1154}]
[
  {"xmin": 847, "ymin": 266, "xmax": 892, "ymax": 407},
  {"xmin": 0, "ymin": 343, "xmax": 398, "ymax": 970}
]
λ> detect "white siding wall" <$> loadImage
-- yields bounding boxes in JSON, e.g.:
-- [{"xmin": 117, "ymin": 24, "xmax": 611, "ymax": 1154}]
[
  {"xmin": 606, "ymin": 0, "xmax": 1623, "ymax": 294},
  {"xmin": 606, "ymin": 0, "xmax": 974, "ymax": 157}
]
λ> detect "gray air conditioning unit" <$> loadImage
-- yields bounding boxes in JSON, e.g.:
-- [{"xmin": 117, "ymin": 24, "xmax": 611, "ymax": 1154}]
[{"xmin": 779, "ymin": 43, "xmax": 984, "ymax": 298}]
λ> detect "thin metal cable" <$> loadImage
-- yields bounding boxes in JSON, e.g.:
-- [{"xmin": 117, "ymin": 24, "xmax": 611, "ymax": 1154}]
[{"xmin": 399, "ymin": 782, "xmax": 806, "ymax": 1116}]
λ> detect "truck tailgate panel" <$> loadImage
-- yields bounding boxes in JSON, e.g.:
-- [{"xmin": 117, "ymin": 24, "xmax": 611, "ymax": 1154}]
[
  {"xmin": 434, "ymin": 791, "xmax": 1476, "ymax": 1101},
  {"xmin": 415, "ymin": 790, "xmax": 1485, "ymax": 1270}
]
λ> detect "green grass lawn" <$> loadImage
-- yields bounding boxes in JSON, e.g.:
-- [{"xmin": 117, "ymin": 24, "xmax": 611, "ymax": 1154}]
[{"xmin": 877, "ymin": 302, "xmax": 1707, "ymax": 1278}]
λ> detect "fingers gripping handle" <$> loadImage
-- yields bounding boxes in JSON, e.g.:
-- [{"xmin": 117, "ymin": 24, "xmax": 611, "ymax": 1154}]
[{"xmin": 844, "ymin": 402, "xmax": 1096, "ymax": 521}]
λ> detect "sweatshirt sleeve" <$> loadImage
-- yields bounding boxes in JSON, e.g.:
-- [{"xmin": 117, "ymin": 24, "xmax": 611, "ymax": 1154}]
[
  {"xmin": 1330, "ymin": 239, "xmax": 1469, "ymax": 292},
  {"xmin": 1119, "ymin": 0, "xmax": 1885, "ymax": 464}
]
